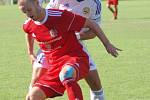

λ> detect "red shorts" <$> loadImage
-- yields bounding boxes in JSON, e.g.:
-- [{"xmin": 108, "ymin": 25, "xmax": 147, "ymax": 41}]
[
  {"xmin": 107, "ymin": 0, "xmax": 118, "ymax": 5},
  {"xmin": 34, "ymin": 55, "xmax": 89, "ymax": 98}
]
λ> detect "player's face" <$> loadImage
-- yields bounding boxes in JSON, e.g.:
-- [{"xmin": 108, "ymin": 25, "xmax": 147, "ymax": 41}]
[{"xmin": 19, "ymin": 1, "xmax": 39, "ymax": 21}]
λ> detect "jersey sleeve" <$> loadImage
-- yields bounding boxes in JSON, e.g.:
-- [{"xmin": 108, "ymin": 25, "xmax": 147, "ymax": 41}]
[
  {"xmin": 58, "ymin": 10, "xmax": 86, "ymax": 32},
  {"xmin": 68, "ymin": 13, "xmax": 86, "ymax": 32},
  {"xmin": 23, "ymin": 18, "xmax": 32, "ymax": 34}
]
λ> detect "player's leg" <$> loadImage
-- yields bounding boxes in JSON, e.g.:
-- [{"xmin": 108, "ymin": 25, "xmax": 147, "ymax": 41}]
[
  {"xmin": 107, "ymin": 0, "xmax": 114, "ymax": 14},
  {"xmin": 26, "ymin": 86, "xmax": 46, "ymax": 100},
  {"xmin": 114, "ymin": 5, "xmax": 118, "ymax": 19},
  {"xmin": 30, "ymin": 67, "xmax": 47, "ymax": 88},
  {"xmin": 107, "ymin": 4, "xmax": 114, "ymax": 14},
  {"xmin": 59, "ymin": 65, "xmax": 83, "ymax": 100},
  {"xmin": 27, "ymin": 83, "xmax": 62, "ymax": 100},
  {"xmin": 26, "ymin": 67, "xmax": 47, "ymax": 100},
  {"xmin": 85, "ymin": 56, "xmax": 105, "ymax": 100},
  {"xmin": 85, "ymin": 70, "xmax": 104, "ymax": 100},
  {"xmin": 85, "ymin": 70, "xmax": 102, "ymax": 90},
  {"xmin": 27, "ymin": 50, "xmax": 49, "ymax": 98}
]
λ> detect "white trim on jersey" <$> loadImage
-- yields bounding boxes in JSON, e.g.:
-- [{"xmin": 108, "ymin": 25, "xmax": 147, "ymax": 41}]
[
  {"xmin": 34, "ymin": 9, "xmax": 48, "ymax": 25},
  {"xmin": 48, "ymin": 10, "xmax": 63, "ymax": 16},
  {"xmin": 34, "ymin": 9, "xmax": 63, "ymax": 25}
]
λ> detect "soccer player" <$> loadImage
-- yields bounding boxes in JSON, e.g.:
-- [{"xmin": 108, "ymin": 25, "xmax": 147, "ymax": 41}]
[
  {"xmin": 18, "ymin": 0, "xmax": 121, "ymax": 99},
  {"xmin": 27, "ymin": 0, "xmax": 105, "ymax": 100},
  {"xmin": 107, "ymin": 0, "xmax": 118, "ymax": 19}
]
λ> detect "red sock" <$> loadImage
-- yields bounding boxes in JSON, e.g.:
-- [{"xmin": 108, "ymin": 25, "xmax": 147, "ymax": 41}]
[{"xmin": 63, "ymin": 81, "xmax": 83, "ymax": 100}]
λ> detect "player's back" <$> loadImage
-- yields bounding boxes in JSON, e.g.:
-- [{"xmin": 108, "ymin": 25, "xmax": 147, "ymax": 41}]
[{"xmin": 46, "ymin": 0, "xmax": 101, "ymax": 19}]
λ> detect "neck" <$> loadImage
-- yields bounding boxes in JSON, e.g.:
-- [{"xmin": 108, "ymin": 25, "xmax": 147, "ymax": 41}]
[{"xmin": 37, "ymin": 8, "xmax": 46, "ymax": 22}]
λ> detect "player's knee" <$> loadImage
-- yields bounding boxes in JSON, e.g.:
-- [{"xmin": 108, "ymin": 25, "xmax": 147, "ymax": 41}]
[
  {"xmin": 28, "ymin": 93, "xmax": 43, "ymax": 100},
  {"xmin": 59, "ymin": 65, "xmax": 77, "ymax": 82},
  {"xmin": 27, "ymin": 87, "xmax": 46, "ymax": 100},
  {"xmin": 27, "ymin": 93, "xmax": 37, "ymax": 100},
  {"xmin": 28, "ymin": 91, "xmax": 40, "ymax": 100}
]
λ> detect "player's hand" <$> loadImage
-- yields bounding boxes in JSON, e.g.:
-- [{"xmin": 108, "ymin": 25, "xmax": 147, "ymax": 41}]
[
  {"xmin": 29, "ymin": 54, "xmax": 36, "ymax": 64},
  {"xmin": 105, "ymin": 43, "xmax": 122, "ymax": 57}
]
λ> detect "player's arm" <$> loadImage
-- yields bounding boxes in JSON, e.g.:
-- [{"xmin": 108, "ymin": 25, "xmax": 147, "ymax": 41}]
[
  {"xmin": 25, "ymin": 34, "xmax": 40, "ymax": 100},
  {"xmin": 83, "ymin": 18, "xmax": 122, "ymax": 57},
  {"xmin": 76, "ymin": 28, "xmax": 96, "ymax": 40},
  {"xmin": 25, "ymin": 34, "xmax": 36, "ymax": 63}
]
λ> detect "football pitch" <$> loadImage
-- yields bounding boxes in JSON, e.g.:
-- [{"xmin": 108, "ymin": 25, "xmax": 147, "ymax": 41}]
[{"xmin": 0, "ymin": 0, "xmax": 150, "ymax": 100}]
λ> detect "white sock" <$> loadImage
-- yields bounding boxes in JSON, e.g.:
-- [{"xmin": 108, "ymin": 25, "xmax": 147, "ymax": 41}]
[{"xmin": 90, "ymin": 88, "xmax": 105, "ymax": 100}]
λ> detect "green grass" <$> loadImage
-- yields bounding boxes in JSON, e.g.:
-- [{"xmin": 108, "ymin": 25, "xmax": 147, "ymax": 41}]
[{"xmin": 0, "ymin": 0, "xmax": 150, "ymax": 100}]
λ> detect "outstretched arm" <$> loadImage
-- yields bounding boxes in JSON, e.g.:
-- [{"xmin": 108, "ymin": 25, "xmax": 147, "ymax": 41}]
[{"xmin": 83, "ymin": 18, "xmax": 122, "ymax": 57}]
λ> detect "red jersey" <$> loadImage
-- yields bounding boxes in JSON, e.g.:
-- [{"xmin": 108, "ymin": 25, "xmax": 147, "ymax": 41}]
[
  {"xmin": 23, "ymin": 9, "xmax": 90, "ymax": 96},
  {"xmin": 23, "ymin": 9, "xmax": 88, "ymax": 65}
]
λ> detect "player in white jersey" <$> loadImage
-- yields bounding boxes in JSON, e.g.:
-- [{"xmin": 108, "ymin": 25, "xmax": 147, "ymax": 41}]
[
  {"xmin": 47, "ymin": 0, "xmax": 101, "ymax": 23},
  {"xmin": 26, "ymin": 0, "xmax": 105, "ymax": 100}
]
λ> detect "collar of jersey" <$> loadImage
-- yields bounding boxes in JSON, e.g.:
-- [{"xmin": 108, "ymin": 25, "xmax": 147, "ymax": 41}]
[{"xmin": 34, "ymin": 9, "xmax": 48, "ymax": 25}]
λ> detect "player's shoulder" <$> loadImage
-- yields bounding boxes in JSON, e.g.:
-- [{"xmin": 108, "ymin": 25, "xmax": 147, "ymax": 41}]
[
  {"xmin": 23, "ymin": 18, "xmax": 33, "ymax": 33},
  {"xmin": 24, "ymin": 18, "xmax": 32, "ymax": 25}
]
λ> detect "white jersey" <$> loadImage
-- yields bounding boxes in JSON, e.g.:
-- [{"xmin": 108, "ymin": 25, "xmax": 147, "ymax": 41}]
[
  {"xmin": 46, "ymin": 0, "xmax": 101, "ymax": 23},
  {"xmin": 38, "ymin": 0, "xmax": 43, "ymax": 6}
]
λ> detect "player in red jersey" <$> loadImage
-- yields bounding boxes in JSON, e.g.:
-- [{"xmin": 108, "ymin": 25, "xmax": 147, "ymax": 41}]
[
  {"xmin": 107, "ymin": 0, "xmax": 118, "ymax": 19},
  {"xmin": 18, "ymin": 0, "xmax": 121, "ymax": 99},
  {"xmin": 26, "ymin": 0, "xmax": 105, "ymax": 100}
]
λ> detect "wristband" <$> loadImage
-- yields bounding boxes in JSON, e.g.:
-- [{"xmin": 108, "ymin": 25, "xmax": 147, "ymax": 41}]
[{"xmin": 75, "ymin": 32, "xmax": 81, "ymax": 40}]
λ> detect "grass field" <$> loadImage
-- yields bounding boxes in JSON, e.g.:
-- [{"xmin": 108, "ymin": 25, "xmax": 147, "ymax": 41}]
[{"xmin": 0, "ymin": 0, "xmax": 150, "ymax": 100}]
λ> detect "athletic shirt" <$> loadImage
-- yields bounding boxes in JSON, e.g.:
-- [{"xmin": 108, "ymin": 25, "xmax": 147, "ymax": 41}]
[
  {"xmin": 46, "ymin": 0, "xmax": 101, "ymax": 23},
  {"xmin": 23, "ymin": 9, "xmax": 88, "ymax": 64},
  {"xmin": 38, "ymin": 0, "xmax": 43, "ymax": 6}
]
